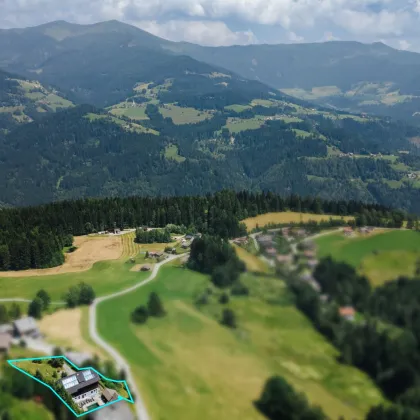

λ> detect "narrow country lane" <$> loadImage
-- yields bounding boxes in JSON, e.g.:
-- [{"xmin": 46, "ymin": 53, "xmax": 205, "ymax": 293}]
[{"xmin": 89, "ymin": 253, "xmax": 187, "ymax": 420}]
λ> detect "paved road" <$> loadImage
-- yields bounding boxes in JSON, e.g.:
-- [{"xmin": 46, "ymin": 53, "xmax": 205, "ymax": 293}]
[{"xmin": 89, "ymin": 253, "xmax": 186, "ymax": 420}]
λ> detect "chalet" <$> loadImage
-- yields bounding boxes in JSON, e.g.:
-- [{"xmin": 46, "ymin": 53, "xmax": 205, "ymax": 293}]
[
  {"xmin": 339, "ymin": 307, "xmax": 356, "ymax": 322},
  {"xmin": 181, "ymin": 242, "xmax": 191, "ymax": 249},
  {"xmin": 0, "ymin": 324, "xmax": 13, "ymax": 335},
  {"xmin": 140, "ymin": 265, "xmax": 152, "ymax": 272},
  {"xmin": 257, "ymin": 235, "xmax": 275, "ymax": 248},
  {"xmin": 60, "ymin": 369, "xmax": 100, "ymax": 403},
  {"xmin": 233, "ymin": 237, "xmax": 248, "ymax": 245},
  {"xmin": 343, "ymin": 227, "xmax": 354, "ymax": 237},
  {"xmin": 13, "ymin": 317, "xmax": 40, "ymax": 338},
  {"xmin": 185, "ymin": 235, "xmax": 193, "ymax": 240},
  {"xmin": 277, "ymin": 254, "xmax": 293, "ymax": 264},
  {"xmin": 0, "ymin": 333, "xmax": 12, "ymax": 353},
  {"xmin": 107, "ymin": 228, "xmax": 121, "ymax": 235},
  {"xmin": 149, "ymin": 251, "xmax": 164, "ymax": 258},
  {"xmin": 295, "ymin": 229, "xmax": 307, "ymax": 238},
  {"xmin": 359, "ymin": 226, "xmax": 375, "ymax": 235}
]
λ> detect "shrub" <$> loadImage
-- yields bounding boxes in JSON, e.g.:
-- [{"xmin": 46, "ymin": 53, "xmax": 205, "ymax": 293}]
[
  {"xmin": 219, "ymin": 293, "xmax": 230, "ymax": 304},
  {"xmin": 231, "ymin": 281, "xmax": 249, "ymax": 296},
  {"xmin": 221, "ymin": 309, "xmax": 237, "ymax": 329},
  {"xmin": 131, "ymin": 306, "xmax": 149, "ymax": 324}
]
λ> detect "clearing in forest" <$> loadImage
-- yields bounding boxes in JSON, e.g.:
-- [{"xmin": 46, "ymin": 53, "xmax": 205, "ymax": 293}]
[
  {"xmin": 96, "ymin": 265, "xmax": 383, "ymax": 420},
  {"xmin": 0, "ymin": 235, "xmax": 122, "ymax": 278},
  {"xmin": 315, "ymin": 230, "xmax": 420, "ymax": 286},
  {"xmin": 159, "ymin": 104, "xmax": 213, "ymax": 125},
  {"xmin": 242, "ymin": 212, "xmax": 353, "ymax": 231}
]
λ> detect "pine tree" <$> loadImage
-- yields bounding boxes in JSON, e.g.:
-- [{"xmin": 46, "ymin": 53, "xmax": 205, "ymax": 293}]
[
  {"xmin": 36, "ymin": 289, "xmax": 51, "ymax": 310},
  {"xmin": 147, "ymin": 292, "xmax": 165, "ymax": 317},
  {"xmin": 28, "ymin": 297, "xmax": 43, "ymax": 319}
]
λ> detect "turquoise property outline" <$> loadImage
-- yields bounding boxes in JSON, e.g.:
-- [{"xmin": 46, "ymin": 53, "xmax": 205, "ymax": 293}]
[{"xmin": 7, "ymin": 355, "xmax": 134, "ymax": 417}]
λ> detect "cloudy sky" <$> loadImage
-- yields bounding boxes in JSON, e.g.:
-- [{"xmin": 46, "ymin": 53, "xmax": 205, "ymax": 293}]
[{"xmin": 1, "ymin": 0, "xmax": 420, "ymax": 50}]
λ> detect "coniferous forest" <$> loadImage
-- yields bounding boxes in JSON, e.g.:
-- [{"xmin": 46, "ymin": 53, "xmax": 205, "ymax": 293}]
[{"xmin": 0, "ymin": 190, "xmax": 408, "ymax": 271}]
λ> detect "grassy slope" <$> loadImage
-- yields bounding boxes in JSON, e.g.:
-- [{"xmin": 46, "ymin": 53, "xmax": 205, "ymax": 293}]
[
  {"xmin": 315, "ymin": 230, "xmax": 420, "ymax": 286},
  {"xmin": 0, "ymin": 260, "xmax": 149, "ymax": 301},
  {"xmin": 97, "ymin": 265, "xmax": 383, "ymax": 420},
  {"xmin": 159, "ymin": 104, "xmax": 213, "ymax": 125},
  {"xmin": 242, "ymin": 212, "xmax": 353, "ymax": 231}
]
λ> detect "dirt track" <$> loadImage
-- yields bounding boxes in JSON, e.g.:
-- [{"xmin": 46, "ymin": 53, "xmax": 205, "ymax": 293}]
[{"xmin": 0, "ymin": 235, "xmax": 123, "ymax": 277}]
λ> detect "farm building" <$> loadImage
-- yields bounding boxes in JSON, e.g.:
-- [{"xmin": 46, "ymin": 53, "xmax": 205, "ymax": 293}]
[
  {"xmin": 303, "ymin": 250, "xmax": 317, "ymax": 259},
  {"xmin": 339, "ymin": 307, "xmax": 356, "ymax": 322},
  {"xmin": 257, "ymin": 235, "xmax": 275, "ymax": 248},
  {"xmin": 0, "ymin": 324, "xmax": 13, "ymax": 334},
  {"xmin": 140, "ymin": 265, "xmax": 152, "ymax": 272},
  {"xmin": 0, "ymin": 333, "xmax": 12, "ymax": 353},
  {"xmin": 149, "ymin": 251, "xmax": 164, "ymax": 258},
  {"xmin": 60, "ymin": 369, "xmax": 100, "ymax": 405},
  {"xmin": 13, "ymin": 317, "xmax": 40, "ymax": 338},
  {"xmin": 233, "ymin": 237, "xmax": 248, "ymax": 245},
  {"xmin": 343, "ymin": 227, "xmax": 354, "ymax": 237}
]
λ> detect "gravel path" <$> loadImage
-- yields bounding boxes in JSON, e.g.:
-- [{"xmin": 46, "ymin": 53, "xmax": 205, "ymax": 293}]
[{"xmin": 89, "ymin": 253, "xmax": 186, "ymax": 420}]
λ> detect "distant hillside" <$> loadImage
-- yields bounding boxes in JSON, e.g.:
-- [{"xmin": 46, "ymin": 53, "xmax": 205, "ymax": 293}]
[
  {"xmin": 178, "ymin": 41, "xmax": 420, "ymax": 125},
  {"xmin": 2, "ymin": 21, "xmax": 420, "ymax": 122},
  {"xmin": 0, "ymin": 69, "xmax": 72, "ymax": 132}
]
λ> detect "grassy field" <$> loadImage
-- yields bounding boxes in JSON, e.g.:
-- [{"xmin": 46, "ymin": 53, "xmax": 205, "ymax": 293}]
[
  {"xmin": 164, "ymin": 145, "xmax": 186, "ymax": 163},
  {"xmin": 293, "ymin": 128, "xmax": 312, "ymax": 138},
  {"xmin": 110, "ymin": 105, "xmax": 149, "ymax": 120},
  {"xmin": 0, "ymin": 259, "xmax": 149, "ymax": 301},
  {"xmin": 86, "ymin": 113, "xmax": 158, "ymax": 135},
  {"xmin": 159, "ymin": 105, "xmax": 213, "ymax": 125},
  {"xmin": 225, "ymin": 104, "xmax": 252, "ymax": 112},
  {"xmin": 225, "ymin": 116, "xmax": 265, "ymax": 133},
  {"xmin": 232, "ymin": 245, "xmax": 271, "ymax": 274},
  {"xmin": 97, "ymin": 265, "xmax": 383, "ymax": 420},
  {"xmin": 315, "ymin": 230, "xmax": 420, "ymax": 286},
  {"xmin": 242, "ymin": 212, "xmax": 353, "ymax": 231}
]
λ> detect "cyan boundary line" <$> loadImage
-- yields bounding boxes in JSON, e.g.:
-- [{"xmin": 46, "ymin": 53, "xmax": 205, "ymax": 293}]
[{"xmin": 8, "ymin": 355, "xmax": 134, "ymax": 418}]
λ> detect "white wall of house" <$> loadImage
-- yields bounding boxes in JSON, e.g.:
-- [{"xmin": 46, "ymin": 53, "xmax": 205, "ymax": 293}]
[{"xmin": 73, "ymin": 387, "xmax": 99, "ymax": 402}]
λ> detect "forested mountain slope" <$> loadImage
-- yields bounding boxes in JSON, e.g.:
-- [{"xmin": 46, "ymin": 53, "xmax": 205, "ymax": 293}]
[
  {"xmin": 2, "ymin": 21, "xmax": 420, "ymax": 123},
  {"xmin": 179, "ymin": 41, "xmax": 420, "ymax": 125},
  {"xmin": 0, "ymin": 69, "xmax": 72, "ymax": 132}
]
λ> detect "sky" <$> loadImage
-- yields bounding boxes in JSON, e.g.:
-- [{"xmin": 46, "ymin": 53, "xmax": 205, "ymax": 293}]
[{"xmin": 1, "ymin": 0, "xmax": 420, "ymax": 51}]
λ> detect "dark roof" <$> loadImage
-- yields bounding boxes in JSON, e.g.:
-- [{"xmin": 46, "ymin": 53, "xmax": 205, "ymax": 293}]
[{"xmin": 60, "ymin": 369, "xmax": 100, "ymax": 395}]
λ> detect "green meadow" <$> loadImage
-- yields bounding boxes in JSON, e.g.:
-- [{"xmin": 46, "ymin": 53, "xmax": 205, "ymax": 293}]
[
  {"xmin": 159, "ymin": 104, "xmax": 213, "ymax": 125},
  {"xmin": 315, "ymin": 230, "xmax": 420, "ymax": 286},
  {"xmin": 0, "ymin": 260, "xmax": 148, "ymax": 301},
  {"xmin": 97, "ymin": 264, "xmax": 383, "ymax": 420}
]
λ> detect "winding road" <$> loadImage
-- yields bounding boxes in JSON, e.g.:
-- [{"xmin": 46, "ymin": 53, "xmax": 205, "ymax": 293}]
[{"xmin": 89, "ymin": 253, "xmax": 186, "ymax": 420}]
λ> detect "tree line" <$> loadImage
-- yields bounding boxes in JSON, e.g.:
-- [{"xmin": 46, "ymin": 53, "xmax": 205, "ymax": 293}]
[
  {"xmin": 288, "ymin": 255, "xmax": 420, "ymax": 418},
  {"xmin": 0, "ymin": 189, "xmax": 406, "ymax": 271}
]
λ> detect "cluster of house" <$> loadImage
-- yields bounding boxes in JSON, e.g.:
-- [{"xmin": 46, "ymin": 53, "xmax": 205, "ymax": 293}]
[
  {"xmin": 343, "ymin": 226, "xmax": 375, "ymax": 237},
  {"xmin": 0, "ymin": 316, "xmax": 41, "ymax": 353}
]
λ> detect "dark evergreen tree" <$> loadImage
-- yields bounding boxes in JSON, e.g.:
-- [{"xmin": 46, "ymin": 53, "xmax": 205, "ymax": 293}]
[
  {"xmin": 36, "ymin": 289, "xmax": 51, "ymax": 310},
  {"xmin": 147, "ymin": 292, "xmax": 166, "ymax": 317},
  {"xmin": 131, "ymin": 306, "xmax": 149, "ymax": 324},
  {"xmin": 28, "ymin": 297, "xmax": 43, "ymax": 319}
]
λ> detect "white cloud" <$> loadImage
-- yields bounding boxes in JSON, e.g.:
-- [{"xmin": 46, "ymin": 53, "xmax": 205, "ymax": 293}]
[
  {"xmin": 136, "ymin": 20, "xmax": 257, "ymax": 46},
  {"xmin": 399, "ymin": 39, "xmax": 411, "ymax": 49},
  {"xmin": 1, "ymin": 0, "xmax": 420, "ymax": 49},
  {"xmin": 321, "ymin": 31, "xmax": 341, "ymax": 42},
  {"xmin": 288, "ymin": 31, "xmax": 304, "ymax": 43}
]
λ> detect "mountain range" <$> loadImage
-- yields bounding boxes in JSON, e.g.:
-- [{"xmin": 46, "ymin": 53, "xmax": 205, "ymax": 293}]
[{"xmin": 1, "ymin": 20, "xmax": 420, "ymax": 212}]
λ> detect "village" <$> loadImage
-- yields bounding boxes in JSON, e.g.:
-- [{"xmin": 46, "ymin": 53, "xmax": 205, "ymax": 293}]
[{"xmin": 234, "ymin": 225, "xmax": 377, "ymax": 323}]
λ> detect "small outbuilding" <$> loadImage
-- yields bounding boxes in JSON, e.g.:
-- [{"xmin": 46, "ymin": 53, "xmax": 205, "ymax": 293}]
[
  {"xmin": 13, "ymin": 317, "xmax": 40, "ymax": 338},
  {"xmin": 339, "ymin": 306, "xmax": 356, "ymax": 322},
  {"xmin": 102, "ymin": 388, "xmax": 119, "ymax": 403},
  {"xmin": 140, "ymin": 265, "xmax": 152, "ymax": 272},
  {"xmin": 0, "ymin": 333, "xmax": 12, "ymax": 353}
]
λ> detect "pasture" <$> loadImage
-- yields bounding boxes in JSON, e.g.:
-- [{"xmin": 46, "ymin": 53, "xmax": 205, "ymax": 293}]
[
  {"xmin": 110, "ymin": 105, "xmax": 149, "ymax": 120},
  {"xmin": 315, "ymin": 230, "xmax": 420, "ymax": 286},
  {"xmin": 164, "ymin": 144, "xmax": 186, "ymax": 163},
  {"xmin": 224, "ymin": 116, "xmax": 265, "ymax": 133},
  {"xmin": 97, "ymin": 265, "xmax": 383, "ymax": 420},
  {"xmin": 232, "ymin": 244, "xmax": 271, "ymax": 274},
  {"xmin": 242, "ymin": 212, "xmax": 353, "ymax": 231},
  {"xmin": 159, "ymin": 104, "xmax": 213, "ymax": 125}
]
